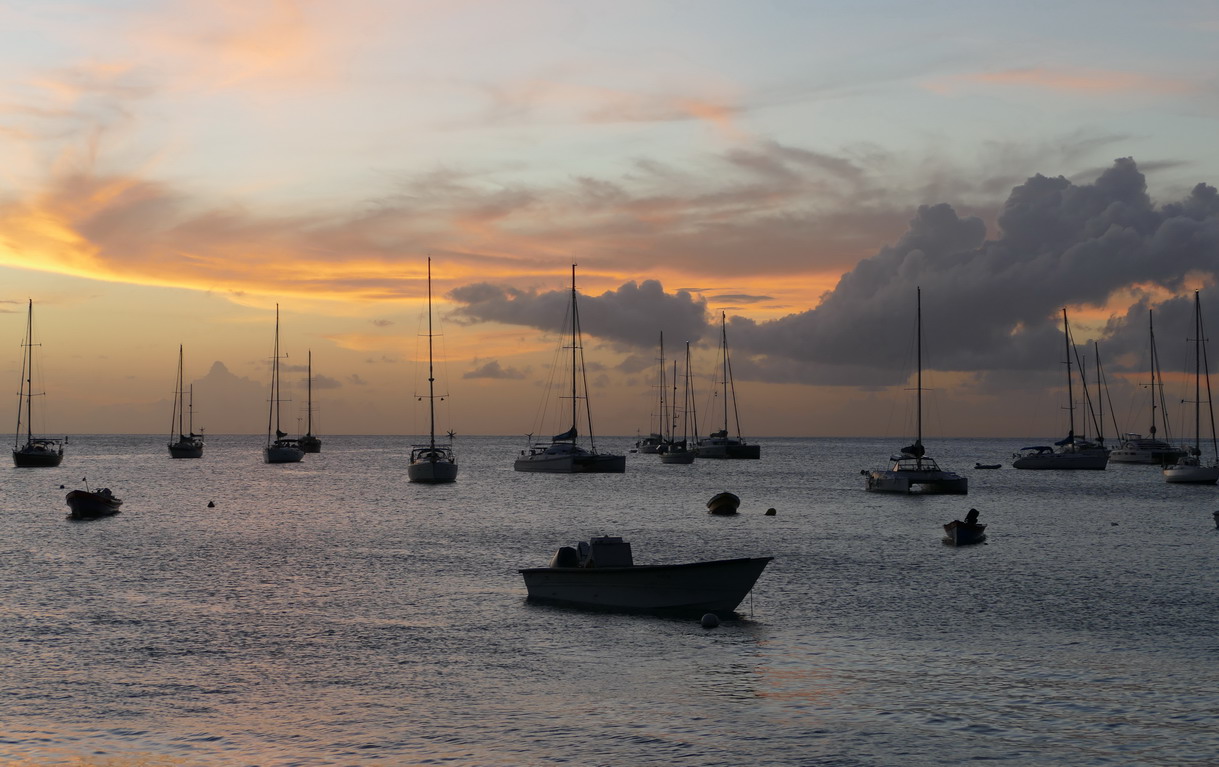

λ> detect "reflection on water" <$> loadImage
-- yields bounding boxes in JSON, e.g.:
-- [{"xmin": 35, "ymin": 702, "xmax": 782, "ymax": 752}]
[{"xmin": 1, "ymin": 435, "xmax": 1218, "ymax": 765}]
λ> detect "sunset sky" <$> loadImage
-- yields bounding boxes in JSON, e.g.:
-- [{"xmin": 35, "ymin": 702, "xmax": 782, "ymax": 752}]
[{"xmin": 3, "ymin": 0, "xmax": 1219, "ymax": 440}]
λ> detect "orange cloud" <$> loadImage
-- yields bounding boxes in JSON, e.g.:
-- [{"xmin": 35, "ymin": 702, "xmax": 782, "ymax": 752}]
[{"xmin": 928, "ymin": 67, "xmax": 1193, "ymax": 96}]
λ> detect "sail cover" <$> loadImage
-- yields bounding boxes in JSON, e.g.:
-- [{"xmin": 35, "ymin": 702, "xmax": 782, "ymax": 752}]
[{"xmin": 552, "ymin": 426, "xmax": 578, "ymax": 441}]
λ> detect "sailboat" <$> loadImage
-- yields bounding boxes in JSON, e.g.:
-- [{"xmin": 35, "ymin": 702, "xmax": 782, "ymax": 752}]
[
  {"xmin": 408, "ymin": 257, "xmax": 458, "ymax": 483},
  {"xmin": 634, "ymin": 333, "xmax": 667, "ymax": 453},
  {"xmin": 1110, "ymin": 310, "xmax": 1186, "ymax": 464},
  {"xmin": 12, "ymin": 300, "xmax": 64, "ymax": 467},
  {"xmin": 864, "ymin": 288, "xmax": 967, "ymax": 494},
  {"xmin": 264, "ymin": 305, "xmax": 304, "ymax": 464},
  {"xmin": 514, "ymin": 265, "xmax": 626, "ymax": 473},
  {"xmin": 298, "ymin": 350, "xmax": 321, "ymax": 453},
  {"xmin": 1012, "ymin": 308, "xmax": 1109, "ymax": 469},
  {"xmin": 1163, "ymin": 291, "xmax": 1219, "ymax": 484},
  {"xmin": 167, "ymin": 344, "xmax": 204, "ymax": 458},
  {"xmin": 660, "ymin": 341, "xmax": 696, "ymax": 464},
  {"xmin": 694, "ymin": 312, "xmax": 760, "ymax": 459}
]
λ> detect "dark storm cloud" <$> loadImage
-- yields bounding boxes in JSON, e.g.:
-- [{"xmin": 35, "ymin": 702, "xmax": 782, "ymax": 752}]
[
  {"xmin": 729, "ymin": 158, "xmax": 1219, "ymax": 384},
  {"xmin": 449, "ymin": 278, "xmax": 709, "ymax": 347}
]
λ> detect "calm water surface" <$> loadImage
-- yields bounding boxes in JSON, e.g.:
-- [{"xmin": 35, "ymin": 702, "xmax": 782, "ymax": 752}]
[{"xmin": 2, "ymin": 435, "xmax": 1217, "ymax": 766}]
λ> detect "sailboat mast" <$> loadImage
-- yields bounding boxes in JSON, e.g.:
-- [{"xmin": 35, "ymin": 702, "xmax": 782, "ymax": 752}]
[
  {"xmin": 721, "ymin": 311, "xmax": 729, "ymax": 433},
  {"xmin": 1063, "ymin": 308, "xmax": 1075, "ymax": 440},
  {"xmin": 687, "ymin": 340, "xmax": 698, "ymax": 443},
  {"xmin": 659, "ymin": 331, "xmax": 666, "ymax": 439},
  {"xmin": 188, "ymin": 384, "xmax": 194, "ymax": 436},
  {"xmin": 23, "ymin": 300, "xmax": 33, "ymax": 444},
  {"xmin": 671, "ymin": 359, "xmax": 678, "ymax": 442},
  {"xmin": 267, "ymin": 305, "xmax": 280, "ymax": 443},
  {"xmin": 177, "ymin": 345, "xmax": 185, "ymax": 438},
  {"xmin": 1149, "ymin": 311, "xmax": 1158, "ymax": 437},
  {"xmin": 1195, "ymin": 291, "xmax": 1202, "ymax": 452},
  {"xmin": 427, "ymin": 257, "xmax": 437, "ymax": 451},
  {"xmin": 570, "ymin": 264, "xmax": 578, "ymax": 436},
  {"xmin": 916, "ymin": 287, "xmax": 923, "ymax": 447},
  {"xmin": 307, "ymin": 350, "xmax": 313, "ymax": 437}
]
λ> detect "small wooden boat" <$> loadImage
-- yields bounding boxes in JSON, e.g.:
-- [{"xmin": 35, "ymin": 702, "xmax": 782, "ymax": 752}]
[
  {"xmin": 942, "ymin": 520, "xmax": 987, "ymax": 546},
  {"xmin": 520, "ymin": 537, "xmax": 771, "ymax": 615},
  {"xmin": 974, "ymin": 463, "xmax": 1001, "ymax": 470},
  {"xmin": 66, "ymin": 487, "xmax": 123, "ymax": 520},
  {"xmin": 706, "ymin": 491, "xmax": 740, "ymax": 515}
]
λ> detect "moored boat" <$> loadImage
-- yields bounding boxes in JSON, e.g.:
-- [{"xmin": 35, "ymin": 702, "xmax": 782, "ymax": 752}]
[
  {"xmin": 513, "ymin": 265, "xmax": 624, "ymax": 474},
  {"xmin": 264, "ymin": 305, "xmax": 304, "ymax": 464},
  {"xmin": 659, "ymin": 341, "xmax": 697, "ymax": 464},
  {"xmin": 12, "ymin": 300, "xmax": 64, "ymax": 468},
  {"xmin": 706, "ymin": 491, "xmax": 740, "ymax": 515},
  {"xmin": 942, "ymin": 520, "xmax": 987, "ymax": 546},
  {"xmin": 1163, "ymin": 291, "xmax": 1219, "ymax": 484},
  {"xmin": 299, "ymin": 350, "xmax": 321, "ymax": 453},
  {"xmin": 66, "ymin": 486, "xmax": 123, "ymax": 519},
  {"xmin": 694, "ymin": 312, "xmax": 760, "ymax": 459},
  {"xmin": 519, "ymin": 536, "xmax": 772, "ymax": 614},
  {"xmin": 408, "ymin": 258, "xmax": 458, "ymax": 483},
  {"xmin": 167, "ymin": 345, "xmax": 204, "ymax": 459}
]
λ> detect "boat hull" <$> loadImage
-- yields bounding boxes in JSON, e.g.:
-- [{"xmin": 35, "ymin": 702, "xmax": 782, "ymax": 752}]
[
  {"xmin": 299, "ymin": 436, "xmax": 321, "ymax": 454},
  {"xmin": 13, "ymin": 448, "xmax": 63, "ymax": 468},
  {"xmin": 65, "ymin": 490, "xmax": 122, "ymax": 519},
  {"xmin": 1012, "ymin": 453, "xmax": 1108, "ymax": 470},
  {"xmin": 1163, "ymin": 463, "xmax": 1219, "ymax": 484},
  {"xmin": 707, "ymin": 491, "xmax": 740, "ymax": 515},
  {"xmin": 514, "ymin": 451, "xmax": 625, "ymax": 473},
  {"xmin": 942, "ymin": 521, "xmax": 987, "ymax": 546},
  {"xmin": 264, "ymin": 445, "xmax": 304, "ymax": 463},
  {"xmin": 520, "ymin": 557, "xmax": 772, "ymax": 614},
  {"xmin": 659, "ymin": 449, "xmax": 695, "ymax": 464},
  {"xmin": 408, "ymin": 459, "xmax": 459, "ymax": 483},
  {"xmin": 866, "ymin": 470, "xmax": 968, "ymax": 494},
  {"xmin": 168, "ymin": 440, "xmax": 203, "ymax": 459},
  {"xmin": 695, "ymin": 440, "xmax": 760, "ymax": 459}
]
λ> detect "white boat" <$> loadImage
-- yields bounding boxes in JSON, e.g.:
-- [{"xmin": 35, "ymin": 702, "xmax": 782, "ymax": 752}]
[
  {"xmin": 1013, "ymin": 309, "xmax": 1110, "ymax": 470},
  {"xmin": 408, "ymin": 258, "xmax": 458, "ymax": 483},
  {"xmin": 299, "ymin": 350, "xmax": 321, "ymax": 454},
  {"xmin": 167, "ymin": 345, "xmax": 204, "ymax": 459},
  {"xmin": 659, "ymin": 341, "xmax": 696, "ymax": 464},
  {"xmin": 514, "ymin": 265, "xmax": 625, "ymax": 474},
  {"xmin": 519, "ymin": 536, "xmax": 772, "ymax": 614},
  {"xmin": 264, "ymin": 305, "xmax": 304, "ymax": 464},
  {"xmin": 694, "ymin": 312, "xmax": 760, "ymax": 459},
  {"xmin": 1110, "ymin": 311, "xmax": 1186, "ymax": 464},
  {"xmin": 865, "ymin": 289, "xmax": 967, "ymax": 494},
  {"xmin": 66, "ymin": 485, "xmax": 122, "ymax": 519},
  {"xmin": 12, "ymin": 300, "xmax": 64, "ymax": 468},
  {"xmin": 1164, "ymin": 291, "xmax": 1219, "ymax": 484}
]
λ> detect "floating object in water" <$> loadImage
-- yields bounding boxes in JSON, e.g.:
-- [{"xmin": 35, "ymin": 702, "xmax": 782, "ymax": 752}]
[
  {"xmin": 1214, "ymin": 510, "xmax": 1219, "ymax": 529},
  {"xmin": 66, "ymin": 487, "xmax": 123, "ymax": 520},
  {"xmin": 765, "ymin": 508, "xmax": 776, "ymax": 516},
  {"xmin": 974, "ymin": 463, "xmax": 1001, "ymax": 470},
  {"xmin": 943, "ymin": 510, "xmax": 986, "ymax": 545},
  {"xmin": 207, "ymin": 501, "xmax": 215, "ymax": 508},
  {"xmin": 707, "ymin": 491, "xmax": 740, "ymax": 516},
  {"xmin": 701, "ymin": 613, "xmax": 720, "ymax": 628},
  {"xmin": 520, "ymin": 536, "xmax": 772, "ymax": 614}
]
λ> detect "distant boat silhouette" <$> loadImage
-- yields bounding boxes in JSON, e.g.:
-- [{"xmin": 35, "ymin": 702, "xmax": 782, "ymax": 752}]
[
  {"xmin": 168, "ymin": 344, "xmax": 204, "ymax": 459},
  {"xmin": 408, "ymin": 257, "xmax": 458, "ymax": 483},
  {"xmin": 264, "ymin": 305, "xmax": 304, "ymax": 464},
  {"xmin": 299, "ymin": 350, "xmax": 321, "ymax": 454},
  {"xmin": 13, "ymin": 300, "xmax": 64, "ymax": 468}
]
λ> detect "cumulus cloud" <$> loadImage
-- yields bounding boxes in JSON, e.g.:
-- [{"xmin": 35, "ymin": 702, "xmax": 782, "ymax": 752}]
[{"xmin": 725, "ymin": 158, "xmax": 1219, "ymax": 384}]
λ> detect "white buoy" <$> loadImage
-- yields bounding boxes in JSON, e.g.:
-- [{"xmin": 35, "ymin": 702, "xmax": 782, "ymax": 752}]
[{"xmin": 700, "ymin": 613, "xmax": 720, "ymax": 628}]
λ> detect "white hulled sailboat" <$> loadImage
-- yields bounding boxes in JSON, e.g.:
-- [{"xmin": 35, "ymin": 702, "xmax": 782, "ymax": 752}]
[{"xmin": 1163, "ymin": 291, "xmax": 1219, "ymax": 484}]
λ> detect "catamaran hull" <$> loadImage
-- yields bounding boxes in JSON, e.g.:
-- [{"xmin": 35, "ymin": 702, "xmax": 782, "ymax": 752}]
[
  {"xmin": 514, "ymin": 454, "xmax": 626, "ymax": 473},
  {"xmin": 520, "ymin": 557, "xmax": 772, "ymax": 613},
  {"xmin": 867, "ymin": 470, "xmax": 968, "ymax": 494},
  {"xmin": 695, "ymin": 442, "xmax": 760, "ymax": 459},
  {"xmin": 408, "ymin": 459, "xmax": 459, "ymax": 483},
  {"xmin": 13, "ymin": 449, "xmax": 63, "ymax": 468}
]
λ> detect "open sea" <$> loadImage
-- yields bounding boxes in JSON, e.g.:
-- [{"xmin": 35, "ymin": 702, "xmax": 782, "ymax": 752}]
[{"xmin": 2, "ymin": 434, "xmax": 1217, "ymax": 766}]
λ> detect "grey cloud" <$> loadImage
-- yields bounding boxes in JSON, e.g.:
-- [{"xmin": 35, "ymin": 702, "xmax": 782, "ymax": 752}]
[{"xmin": 463, "ymin": 360, "xmax": 526, "ymax": 380}]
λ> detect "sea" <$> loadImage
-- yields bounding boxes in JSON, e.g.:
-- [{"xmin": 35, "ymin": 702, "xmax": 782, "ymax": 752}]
[{"xmin": 2, "ymin": 434, "xmax": 1217, "ymax": 766}]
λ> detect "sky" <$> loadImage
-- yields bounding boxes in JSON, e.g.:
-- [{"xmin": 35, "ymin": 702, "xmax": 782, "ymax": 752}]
[{"xmin": 2, "ymin": 0, "xmax": 1219, "ymax": 439}]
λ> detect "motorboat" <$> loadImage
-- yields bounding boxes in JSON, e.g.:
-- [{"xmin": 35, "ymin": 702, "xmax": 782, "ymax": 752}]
[
  {"xmin": 865, "ymin": 289, "xmax": 967, "ymax": 494},
  {"xmin": 706, "ymin": 491, "xmax": 740, "ymax": 515},
  {"xmin": 167, "ymin": 345, "xmax": 204, "ymax": 459},
  {"xmin": 942, "ymin": 520, "xmax": 987, "ymax": 546},
  {"xmin": 519, "ymin": 536, "xmax": 772, "ymax": 614},
  {"xmin": 694, "ymin": 312, "xmax": 760, "ymax": 459},
  {"xmin": 1163, "ymin": 291, "xmax": 1219, "ymax": 484},
  {"xmin": 407, "ymin": 258, "xmax": 458, "ymax": 483},
  {"xmin": 66, "ymin": 486, "xmax": 122, "ymax": 519},
  {"xmin": 12, "ymin": 300, "xmax": 64, "ymax": 468},
  {"xmin": 513, "ymin": 266, "xmax": 624, "ymax": 474},
  {"xmin": 263, "ymin": 305, "xmax": 304, "ymax": 464}
]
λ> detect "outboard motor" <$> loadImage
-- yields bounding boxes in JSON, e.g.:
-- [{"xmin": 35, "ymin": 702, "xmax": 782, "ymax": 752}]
[{"xmin": 548, "ymin": 546, "xmax": 580, "ymax": 568}]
